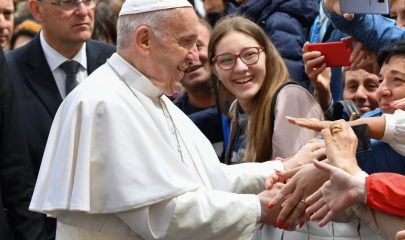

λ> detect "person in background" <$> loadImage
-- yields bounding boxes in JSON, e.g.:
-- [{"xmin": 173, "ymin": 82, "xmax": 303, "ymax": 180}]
[
  {"xmin": 303, "ymin": 42, "xmax": 380, "ymax": 116},
  {"xmin": 209, "ymin": 14, "xmax": 328, "ymax": 240},
  {"xmin": 225, "ymin": 0, "xmax": 319, "ymax": 89},
  {"xmin": 5, "ymin": 0, "xmax": 116, "ymax": 239},
  {"xmin": 174, "ymin": 18, "xmax": 224, "ymax": 157},
  {"xmin": 0, "ymin": 0, "xmax": 14, "ymax": 51},
  {"xmin": 0, "ymin": 47, "xmax": 46, "ymax": 240},
  {"xmin": 91, "ymin": 0, "xmax": 121, "ymax": 45},
  {"xmin": 201, "ymin": 0, "xmax": 225, "ymax": 26},
  {"xmin": 390, "ymin": 0, "xmax": 405, "ymax": 28},
  {"xmin": 10, "ymin": 19, "xmax": 41, "ymax": 49}
]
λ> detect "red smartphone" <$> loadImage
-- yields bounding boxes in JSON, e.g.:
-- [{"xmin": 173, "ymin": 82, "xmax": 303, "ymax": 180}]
[{"xmin": 307, "ymin": 41, "xmax": 353, "ymax": 67}]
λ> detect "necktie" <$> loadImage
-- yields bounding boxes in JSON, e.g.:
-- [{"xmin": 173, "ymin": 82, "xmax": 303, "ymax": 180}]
[{"xmin": 60, "ymin": 60, "xmax": 80, "ymax": 95}]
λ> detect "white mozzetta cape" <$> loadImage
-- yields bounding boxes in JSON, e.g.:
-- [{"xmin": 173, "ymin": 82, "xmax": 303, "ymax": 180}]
[{"xmin": 30, "ymin": 54, "xmax": 283, "ymax": 239}]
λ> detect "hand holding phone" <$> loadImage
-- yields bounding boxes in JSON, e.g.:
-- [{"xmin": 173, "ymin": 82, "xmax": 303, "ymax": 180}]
[
  {"xmin": 340, "ymin": 0, "xmax": 389, "ymax": 14},
  {"xmin": 307, "ymin": 40, "xmax": 353, "ymax": 67}
]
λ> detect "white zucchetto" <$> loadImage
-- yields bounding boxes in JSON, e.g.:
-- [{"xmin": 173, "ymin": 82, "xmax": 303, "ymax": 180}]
[{"xmin": 119, "ymin": 0, "xmax": 192, "ymax": 16}]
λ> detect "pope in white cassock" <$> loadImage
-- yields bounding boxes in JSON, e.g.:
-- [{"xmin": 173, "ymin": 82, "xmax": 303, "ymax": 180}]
[{"xmin": 29, "ymin": 0, "xmax": 312, "ymax": 239}]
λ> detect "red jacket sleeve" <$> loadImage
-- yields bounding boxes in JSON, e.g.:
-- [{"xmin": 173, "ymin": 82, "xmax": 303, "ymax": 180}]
[{"xmin": 366, "ymin": 173, "xmax": 405, "ymax": 217}]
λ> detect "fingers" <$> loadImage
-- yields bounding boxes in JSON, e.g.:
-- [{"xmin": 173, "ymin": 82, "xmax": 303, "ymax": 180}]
[
  {"xmin": 318, "ymin": 209, "xmax": 336, "ymax": 227},
  {"xmin": 268, "ymin": 178, "xmax": 296, "ymax": 207},
  {"xmin": 390, "ymin": 98, "xmax": 405, "ymax": 109},
  {"xmin": 312, "ymin": 160, "xmax": 335, "ymax": 175},
  {"xmin": 396, "ymin": 230, "xmax": 405, "ymax": 240},
  {"xmin": 305, "ymin": 187, "xmax": 322, "ymax": 206},
  {"xmin": 309, "ymin": 200, "xmax": 330, "ymax": 222},
  {"xmin": 281, "ymin": 198, "xmax": 308, "ymax": 230}
]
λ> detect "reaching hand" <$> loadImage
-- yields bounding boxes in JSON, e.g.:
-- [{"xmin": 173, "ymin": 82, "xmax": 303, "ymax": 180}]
[
  {"xmin": 349, "ymin": 39, "xmax": 378, "ymax": 72},
  {"xmin": 287, "ymin": 116, "xmax": 333, "ymax": 132},
  {"xmin": 321, "ymin": 120, "xmax": 361, "ymax": 175},
  {"xmin": 397, "ymin": 230, "xmax": 405, "ymax": 240},
  {"xmin": 303, "ymin": 42, "xmax": 332, "ymax": 110},
  {"xmin": 305, "ymin": 160, "xmax": 366, "ymax": 227},
  {"xmin": 283, "ymin": 139, "xmax": 326, "ymax": 171},
  {"xmin": 323, "ymin": 0, "xmax": 354, "ymax": 19},
  {"xmin": 258, "ymin": 182, "xmax": 285, "ymax": 226},
  {"xmin": 267, "ymin": 163, "xmax": 329, "ymax": 230}
]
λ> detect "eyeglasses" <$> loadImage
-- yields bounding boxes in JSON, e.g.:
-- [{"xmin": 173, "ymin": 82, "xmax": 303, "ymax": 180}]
[
  {"xmin": 213, "ymin": 47, "xmax": 264, "ymax": 70},
  {"xmin": 38, "ymin": 0, "xmax": 97, "ymax": 12}
]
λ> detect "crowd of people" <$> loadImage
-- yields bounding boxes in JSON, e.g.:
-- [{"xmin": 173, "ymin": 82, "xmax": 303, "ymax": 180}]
[{"xmin": 0, "ymin": 0, "xmax": 404, "ymax": 239}]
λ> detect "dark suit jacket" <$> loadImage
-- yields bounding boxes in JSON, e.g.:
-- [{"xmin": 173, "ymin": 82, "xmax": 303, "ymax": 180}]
[
  {"xmin": 0, "ymin": 48, "xmax": 46, "ymax": 240},
  {"xmin": 5, "ymin": 36, "xmax": 116, "ymax": 240},
  {"xmin": 6, "ymin": 36, "xmax": 116, "ymax": 175}
]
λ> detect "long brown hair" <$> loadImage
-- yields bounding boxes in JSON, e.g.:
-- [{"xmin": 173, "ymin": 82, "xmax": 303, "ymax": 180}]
[{"xmin": 208, "ymin": 15, "xmax": 290, "ymax": 162}]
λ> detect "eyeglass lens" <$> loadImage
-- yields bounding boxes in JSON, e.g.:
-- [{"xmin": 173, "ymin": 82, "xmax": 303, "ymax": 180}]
[{"xmin": 216, "ymin": 47, "xmax": 261, "ymax": 70}]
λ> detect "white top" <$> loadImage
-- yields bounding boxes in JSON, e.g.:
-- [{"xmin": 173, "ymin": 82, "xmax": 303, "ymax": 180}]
[
  {"xmin": 382, "ymin": 109, "xmax": 405, "ymax": 156},
  {"xmin": 40, "ymin": 31, "xmax": 88, "ymax": 99},
  {"xmin": 30, "ymin": 53, "xmax": 284, "ymax": 239}
]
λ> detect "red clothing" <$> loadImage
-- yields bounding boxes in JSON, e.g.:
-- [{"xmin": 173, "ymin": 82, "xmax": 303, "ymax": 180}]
[{"xmin": 366, "ymin": 173, "xmax": 405, "ymax": 217}]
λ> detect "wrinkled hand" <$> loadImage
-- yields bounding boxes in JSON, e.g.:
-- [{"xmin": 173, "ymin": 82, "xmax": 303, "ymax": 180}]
[
  {"xmin": 390, "ymin": 98, "xmax": 405, "ymax": 110},
  {"xmin": 267, "ymin": 163, "xmax": 329, "ymax": 230},
  {"xmin": 283, "ymin": 139, "xmax": 326, "ymax": 171},
  {"xmin": 305, "ymin": 160, "xmax": 365, "ymax": 227},
  {"xmin": 397, "ymin": 230, "xmax": 405, "ymax": 240},
  {"xmin": 287, "ymin": 116, "xmax": 333, "ymax": 132},
  {"xmin": 258, "ymin": 182, "xmax": 286, "ymax": 226},
  {"xmin": 349, "ymin": 39, "xmax": 378, "ymax": 72},
  {"xmin": 321, "ymin": 120, "xmax": 360, "ymax": 174},
  {"xmin": 303, "ymin": 42, "xmax": 332, "ymax": 110}
]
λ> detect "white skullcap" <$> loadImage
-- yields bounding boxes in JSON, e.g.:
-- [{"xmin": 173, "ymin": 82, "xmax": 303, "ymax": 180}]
[{"xmin": 119, "ymin": 0, "xmax": 193, "ymax": 16}]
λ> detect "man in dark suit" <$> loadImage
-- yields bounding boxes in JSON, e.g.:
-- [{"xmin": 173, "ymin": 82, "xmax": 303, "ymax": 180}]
[
  {"xmin": 5, "ymin": 0, "xmax": 115, "ymax": 239},
  {"xmin": 0, "ymin": 47, "xmax": 46, "ymax": 240}
]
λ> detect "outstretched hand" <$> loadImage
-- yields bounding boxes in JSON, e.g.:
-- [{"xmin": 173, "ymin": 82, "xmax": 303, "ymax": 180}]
[
  {"xmin": 267, "ymin": 163, "xmax": 329, "ymax": 230},
  {"xmin": 303, "ymin": 42, "xmax": 332, "ymax": 110},
  {"xmin": 286, "ymin": 116, "xmax": 333, "ymax": 132},
  {"xmin": 282, "ymin": 139, "xmax": 326, "ymax": 171},
  {"xmin": 305, "ymin": 160, "xmax": 366, "ymax": 227}
]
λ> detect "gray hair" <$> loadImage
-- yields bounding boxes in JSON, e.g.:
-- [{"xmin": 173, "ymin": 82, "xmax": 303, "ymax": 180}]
[{"xmin": 116, "ymin": 10, "xmax": 171, "ymax": 49}]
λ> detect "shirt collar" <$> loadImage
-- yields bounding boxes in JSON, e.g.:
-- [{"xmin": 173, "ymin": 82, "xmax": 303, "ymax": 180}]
[
  {"xmin": 107, "ymin": 53, "xmax": 162, "ymax": 98},
  {"xmin": 40, "ymin": 31, "xmax": 87, "ymax": 71}
]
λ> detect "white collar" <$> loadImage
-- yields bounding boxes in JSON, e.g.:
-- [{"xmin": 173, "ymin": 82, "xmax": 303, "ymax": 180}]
[{"xmin": 107, "ymin": 53, "xmax": 162, "ymax": 98}]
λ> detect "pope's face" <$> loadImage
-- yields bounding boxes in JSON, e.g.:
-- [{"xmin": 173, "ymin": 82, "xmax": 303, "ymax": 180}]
[
  {"xmin": 377, "ymin": 55, "xmax": 405, "ymax": 114},
  {"xmin": 181, "ymin": 23, "xmax": 211, "ymax": 91},
  {"xmin": 149, "ymin": 8, "xmax": 199, "ymax": 96}
]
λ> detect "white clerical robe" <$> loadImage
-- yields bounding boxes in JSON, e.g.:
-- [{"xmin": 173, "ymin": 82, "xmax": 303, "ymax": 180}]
[{"xmin": 30, "ymin": 53, "xmax": 284, "ymax": 239}]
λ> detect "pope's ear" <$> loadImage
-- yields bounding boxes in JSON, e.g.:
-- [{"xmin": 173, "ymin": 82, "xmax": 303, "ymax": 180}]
[{"xmin": 134, "ymin": 26, "xmax": 152, "ymax": 57}]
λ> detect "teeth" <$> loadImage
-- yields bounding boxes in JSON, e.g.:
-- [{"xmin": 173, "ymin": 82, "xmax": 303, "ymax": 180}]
[{"xmin": 235, "ymin": 76, "xmax": 252, "ymax": 84}]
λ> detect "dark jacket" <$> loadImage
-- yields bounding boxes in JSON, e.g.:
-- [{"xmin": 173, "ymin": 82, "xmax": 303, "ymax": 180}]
[
  {"xmin": 227, "ymin": 0, "xmax": 319, "ymax": 88},
  {"xmin": 5, "ymin": 36, "xmax": 116, "ymax": 240},
  {"xmin": 0, "ymin": 48, "xmax": 46, "ymax": 240}
]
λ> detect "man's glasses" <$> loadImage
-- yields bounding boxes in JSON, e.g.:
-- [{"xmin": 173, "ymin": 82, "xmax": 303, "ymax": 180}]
[
  {"xmin": 212, "ymin": 47, "xmax": 264, "ymax": 70},
  {"xmin": 39, "ymin": 0, "xmax": 97, "ymax": 12}
]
